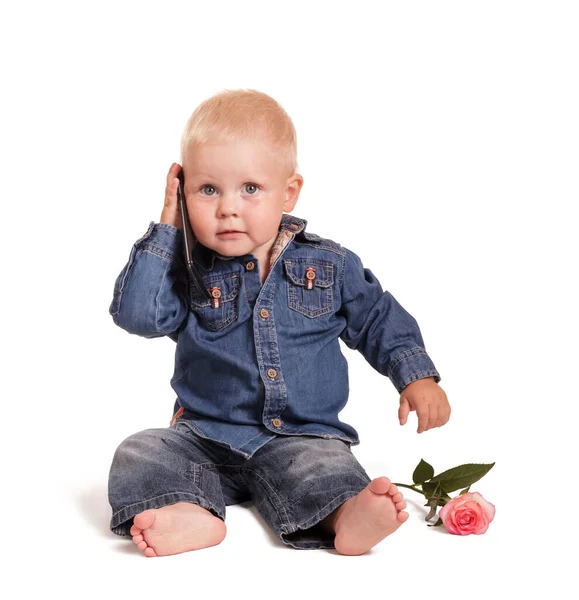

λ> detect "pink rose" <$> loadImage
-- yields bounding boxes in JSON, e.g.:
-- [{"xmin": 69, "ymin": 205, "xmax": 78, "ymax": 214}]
[{"xmin": 439, "ymin": 492, "xmax": 496, "ymax": 535}]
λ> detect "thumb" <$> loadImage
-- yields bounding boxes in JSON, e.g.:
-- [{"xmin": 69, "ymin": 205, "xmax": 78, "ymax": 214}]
[{"xmin": 399, "ymin": 396, "xmax": 410, "ymax": 425}]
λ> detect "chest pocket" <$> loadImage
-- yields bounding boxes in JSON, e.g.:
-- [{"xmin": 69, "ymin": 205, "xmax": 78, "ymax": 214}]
[
  {"xmin": 189, "ymin": 273, "xmax": 240, "ymax": 331},
  {"xmin": 283, "ymin": 259, "xmax": 335, "ymax": 318}
]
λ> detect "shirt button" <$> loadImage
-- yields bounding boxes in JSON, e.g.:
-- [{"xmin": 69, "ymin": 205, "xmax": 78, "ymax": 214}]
[
  {"xmin": 272, "ymin": 418, "xmax": 282, "ymax": 428},
  {"xmin": 246, "ymin": 261, "xmax": 255, "ymax": 271},
  {"xmin": 260, "ymin": 309, "xmax": 270, "ymax": 319},
  {"xmin": 267, "ymin": 368, "xmax": 277, "ymax": 379}
]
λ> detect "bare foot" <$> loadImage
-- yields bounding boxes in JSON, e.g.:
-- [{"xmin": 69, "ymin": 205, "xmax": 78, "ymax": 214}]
[
  {"xmin": 129, "ymin": 502, "xmax": 226, "ymax": 557},
  {"xmin": 331, "ymin": 476, "xmax": 409, "ymax": 555}
]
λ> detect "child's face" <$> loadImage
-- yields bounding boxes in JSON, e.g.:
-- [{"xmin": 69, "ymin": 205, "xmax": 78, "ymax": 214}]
[{"xmin": 183, "ymin": 137, "xmax": 303, "ymax": 265}]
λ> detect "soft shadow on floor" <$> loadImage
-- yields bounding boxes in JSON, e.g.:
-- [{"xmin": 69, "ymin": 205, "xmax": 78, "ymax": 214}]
[
  {"xmin": 74, "ymin": 487, "xmax": 284, "ymax": 549},
  {"xmin": 244, "ymin": 503, "xmax": 343, "ymax": 554},
  {"xmin": 76, "ymin": 485, "xmax": 118, "ymax": 539},
  {"xmin": 75, "ymin": 485, "xmax": 145, "ymax": 555},
  {"xmin": 242, "ymin": 502, "xmax": 285, "ymax": 548}
]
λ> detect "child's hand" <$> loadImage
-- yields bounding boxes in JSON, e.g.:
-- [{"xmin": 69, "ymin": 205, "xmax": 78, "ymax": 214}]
[
  {"xmin": 398, "ymin": 377, "xmax": 450, "ymax": 433},
  {"xmin": 160, "ymin": 162, "xmax": 183, "ymax": 229}
]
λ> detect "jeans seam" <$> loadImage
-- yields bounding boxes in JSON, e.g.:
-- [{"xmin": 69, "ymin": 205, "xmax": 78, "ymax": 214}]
[
  {"xmin": 187, "ymin": 462, "xmax": 291, "ymax": 530},
  {"xmin": 245, "ymin": 467, "xmax": 292, "ymax": 530},
  {"xmin": 295, "ymin": 242, "xmax": 345, "ymax": 257},
  {"xmin": 155, "ymin": 260, "xmax": 170, "ymax": 334},
  {"xmin": 242, "ymin": 276, "xmax": 252, "ymax": 310},
  {"xmin": 238, "ymin": 430, "xmax": 270, "ymax": 449},
  {"xmin": 212, "ymin": 464, "xmax": 291, "ymax": 530},
  {"xmin": 142, "ymin": 245, "xmax": 175, "ymax": 262},
  {"xmin": 389, "ymin": 346, "xmax": 426, "ymax": 368}
]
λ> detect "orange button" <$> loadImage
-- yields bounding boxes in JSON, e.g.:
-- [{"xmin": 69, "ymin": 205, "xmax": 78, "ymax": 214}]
[
  {"xmin": 267, "ymin": 368, "xmax": 277, "ymax": 379},
  {"xmin": 272, "ymin": 418, "xmax": 282, "ymax": 428},
  {"xmin": 246, "ymin": 261, "xmax": 255, "ymax": 271},
  {"xmin": 260, "ymin": 309, "xmax": 270, "ymax": 319}
]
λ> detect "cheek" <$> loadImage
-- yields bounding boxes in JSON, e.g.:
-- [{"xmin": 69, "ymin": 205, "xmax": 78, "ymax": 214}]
[
  {"xmin": 250, "ymin": 201, "xmax": 284, "ymax": 228},
  {"xmin": 188, "ymin": 205, "xmax": 212, "ymax": 228},
  {"xmin": 188, "ymin": 218, "xmax": 213, "ymax": 244},
  {"xmin": 254, "ymin": 218, "xmax": 282, "ymax": 242}
]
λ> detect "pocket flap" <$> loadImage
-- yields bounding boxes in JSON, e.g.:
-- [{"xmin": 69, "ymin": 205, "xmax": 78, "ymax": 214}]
[
  {"xmin": 283, "ymin": 259, "xmax": 334, "ymax": 288},
  {"xmin": 189, "ymin": 273, "xmax": 241, "ymax": 308}
]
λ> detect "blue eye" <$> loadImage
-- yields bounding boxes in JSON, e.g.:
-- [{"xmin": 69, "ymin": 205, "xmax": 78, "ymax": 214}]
[
  {"xmin": 201, "ymin": 185, "xmax": 216, "ymax": 195},
  {"xmin": 244, "ymin": 184, "xmax": 259, "ymax": 194}
]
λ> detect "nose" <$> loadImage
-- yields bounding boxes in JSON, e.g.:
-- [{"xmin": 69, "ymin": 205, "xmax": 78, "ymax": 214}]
[{"xmin": 217, "ymin": 192, "xmax": 239, "ymax": 218}]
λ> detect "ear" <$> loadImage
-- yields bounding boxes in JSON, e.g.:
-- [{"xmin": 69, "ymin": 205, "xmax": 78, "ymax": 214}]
[{"xmin": 283, "ymin": 173, "xmax": 304, "ymax": 212}]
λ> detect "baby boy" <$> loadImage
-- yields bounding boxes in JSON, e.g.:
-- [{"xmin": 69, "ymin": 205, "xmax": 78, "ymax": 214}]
[{"xmin": 108, "ymin": 89, "xmax": 451, "ymax": 557}]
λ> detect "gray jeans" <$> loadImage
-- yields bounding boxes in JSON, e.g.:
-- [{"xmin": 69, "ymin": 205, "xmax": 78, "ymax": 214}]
[{"xmin": 108, "ymin": 423, "xmax": 371, "ymax": 549}]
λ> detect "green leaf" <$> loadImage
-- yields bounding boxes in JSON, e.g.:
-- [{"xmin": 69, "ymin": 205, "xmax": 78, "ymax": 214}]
[
  {"xmin": 412, "ymin": 459, "xmax": 435, "ymax": 485},
  {"xmin": 459, "ymin": 486, "xmax": 471, "ymax": 495},
  {"xmin": 422, "ymin": 481, "xmax": 451, "ymax": 505},
  {"xmin": 427, "ymin": 518, "xmax": 444, "ymax": 527},
  {"xmin": 430, "ymin": 463, "xmax": 495, "ymax": 493}
]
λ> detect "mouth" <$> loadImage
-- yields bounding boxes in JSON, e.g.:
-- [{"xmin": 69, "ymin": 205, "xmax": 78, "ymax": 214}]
[{"xmin": 217, "ymin": 230, "xmax": 245, "ymax": 238}]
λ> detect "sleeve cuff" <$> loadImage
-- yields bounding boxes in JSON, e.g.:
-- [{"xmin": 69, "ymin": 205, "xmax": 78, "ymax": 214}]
[
  {"xmin": 387, "ymin": 347, "xmax": 441, "ymax": 393},
  {"xmin": 136, "ymin": 221, "xmax": 183, "ymax": 258}
]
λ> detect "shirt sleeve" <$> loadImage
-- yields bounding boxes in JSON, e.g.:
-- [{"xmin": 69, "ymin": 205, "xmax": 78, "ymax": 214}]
[
  {"xmin": 109, "ymin": 221, "xmax": 189, "ymax": 338},
  {"xmin": 338, "ymin": 247, "xmax": 441, "ymax": 393}
]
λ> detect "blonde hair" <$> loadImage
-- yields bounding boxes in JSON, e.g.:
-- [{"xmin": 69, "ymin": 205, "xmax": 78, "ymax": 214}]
[{"xmin": 180, "ymin": 89, "xmax": 298, "ymax": 177}]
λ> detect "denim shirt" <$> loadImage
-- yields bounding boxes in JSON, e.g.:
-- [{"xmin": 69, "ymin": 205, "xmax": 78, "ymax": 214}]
[{"xmin": 109, "ymin": 214, "xmax": 440, "ymax": 459}]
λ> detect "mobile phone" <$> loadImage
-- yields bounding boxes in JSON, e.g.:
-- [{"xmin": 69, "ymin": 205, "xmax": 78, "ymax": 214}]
[
  {"xmin": 177, "ymin": 170, "xmax": 195, "ymax": 263},
  {"xmin": 177, "ymin": 169, "xmax": 210, "ymax": 300}
]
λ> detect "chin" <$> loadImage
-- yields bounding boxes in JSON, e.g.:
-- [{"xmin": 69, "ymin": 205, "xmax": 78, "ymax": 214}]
[{"xmin": 213, "ymin": 242, "xmax": 249, "ymax": 256}]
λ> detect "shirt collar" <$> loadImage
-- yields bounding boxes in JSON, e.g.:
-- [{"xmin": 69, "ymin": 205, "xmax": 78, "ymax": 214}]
[{"xmin": 192, "ymin": 214, "xmax": 307, "ymax": 271}]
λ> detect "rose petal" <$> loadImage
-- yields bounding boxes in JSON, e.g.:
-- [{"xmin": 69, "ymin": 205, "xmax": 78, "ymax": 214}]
[
  {"xmin": 470, "ymin": 492, "xmax": 496, "ymax": 520},
  {"xmin": 439, "ymin": 491, "xmax": 495, "ymax": 535}
]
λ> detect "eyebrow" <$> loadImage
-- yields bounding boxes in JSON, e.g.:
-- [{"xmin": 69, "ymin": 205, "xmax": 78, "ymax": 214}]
[
  {"xmin": 189, "ymin": 174, "xmax": 269, "ymax": 183},
  {"xmin": 188, "ymin": 173, "xmax": 218, "ymax": 180}
]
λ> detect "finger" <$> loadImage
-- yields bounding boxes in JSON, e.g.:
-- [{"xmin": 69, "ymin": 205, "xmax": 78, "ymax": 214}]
[
  {"xmin": 435, "ymin": 394, "xmax": 450, "ymax": 427},
  {"xmin": 166, "ymin": 162, "xmax": 182, "ymax": 181},
  {"xmin": 441, "ymin": 401, "xmax": 451, "ymax": 426},
  {"xmin": 432, "ymin": 403, "xmax": 442, "ymax": 429},
  {"xmin": 160, "ymin": 164, "xmax": 183, "ymax": 228},
  {"xmin": 164, "ymin": 174, "xmax": 181, "ymax": 209},
  {"xmin": 165, "ymin": 162, "xmax": 182, "ymax": 194},
  {"xmin": 162, "ymin": 184, "xmax": 180, "ymax": 220},
  {"xmin": 427, "ymin": 401, "xmax": 438, "ymax": 429},
  {"xmin": 416, "ymin": 404, "xmax": 429, "ymax": 434},
  {"xmin": 398, "ymin": 396, "xmax": 411, "ymax": 425}
]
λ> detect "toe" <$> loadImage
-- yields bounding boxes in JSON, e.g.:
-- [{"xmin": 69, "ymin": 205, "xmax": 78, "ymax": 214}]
[
  {"xmin": 133, "ymin": 509, "xmax": 157, "ymax": 531},
  {"xmin": 395, "ymin": 500, "xmax": 407, "ymax": 511},
  {"xmin": 144, "ymin": 547, "xmax": 157, "ymax": 557},
  {"xmin": 397, "ymin": 511, "xmax": 409, "ymax": 523},
  {"xmin": 392, "ymin": 492, "xmax": 404, "ymax": 503},
  {"xmin": 388, "ymin": 484, "xmax": 400, "ymax": 496},
  {"xmin": 132, "ymin": 534, "xmax": 144, "ymax": 545},
  {"xmin": 368, "ymin": 477, "xmax": 392, "ymax": 495}
]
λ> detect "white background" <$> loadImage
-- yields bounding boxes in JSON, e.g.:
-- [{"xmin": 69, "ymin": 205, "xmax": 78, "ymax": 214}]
[{"xmin": 1, "ymin": 1, "xmax": 577, "ymax": 598}]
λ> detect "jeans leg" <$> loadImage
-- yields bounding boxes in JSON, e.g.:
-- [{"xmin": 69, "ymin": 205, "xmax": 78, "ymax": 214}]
[
  {"xmin": 245, "ymin": 436, "xmax": 370, "ymax": 549},
  {"xmin": 108, "ymin": 425, "xmax": 226, "ymax": 536}
]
